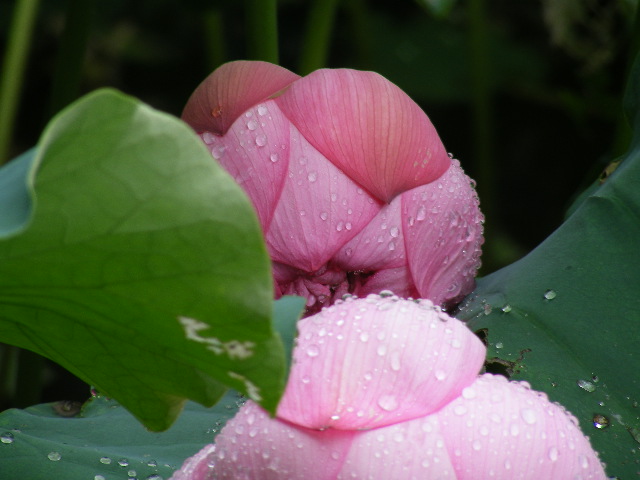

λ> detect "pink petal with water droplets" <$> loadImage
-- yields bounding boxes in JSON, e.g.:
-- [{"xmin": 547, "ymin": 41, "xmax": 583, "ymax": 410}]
[
  {"xmin": 199, "ymin": 100, "xmax": 290, "ymax": 231},
  {"xmin": 276, "ymin": 295, "xmax": 486, "ymax": 430},
  {"xmin": 182, "ymin": 60, "xmax": 300, "ymax": 135},
  {"xmin": 437, "ymin": 374, "xmax": 607, "ymax": 479},
  {"xmin": 402, "ymin": 159, "xmax": 484, "ymax": 307},
  {"xmin": 169, "ymin": 443, "xmax": 216, "ymax": 480},
  {"xmin": 197, "ymin": 401, "xmax": 356, "ymax": 480},
  {"xmin": 275, "ymin": 69, "xmax": 450, "ymax": 203},
  {"xmin": 266, "ymin": 125, "xmax": 381, "ymax": 272},
  {"xmin": 338, "ymin": 415, "xmax": 456, "ymax": 479},
  {"xmin": 334, "ymin": 196, "xmax": 405, "ymax": 271}
]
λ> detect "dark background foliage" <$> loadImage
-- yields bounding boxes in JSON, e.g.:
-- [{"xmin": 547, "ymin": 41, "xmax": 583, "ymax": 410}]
[{"xmin": 0, "ymin": 0, "xmax": 636, "ymax": 408}]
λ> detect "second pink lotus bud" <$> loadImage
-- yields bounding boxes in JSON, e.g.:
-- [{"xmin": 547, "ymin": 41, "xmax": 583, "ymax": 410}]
[{"xmin": 182, "ymin": 61, "xmax": 484, "ymax": 312}]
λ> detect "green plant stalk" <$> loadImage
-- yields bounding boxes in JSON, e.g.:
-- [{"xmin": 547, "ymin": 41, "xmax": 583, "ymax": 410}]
[
  {"xmin": 612, "ymin": 2, "xmax": 640, "ymax": 157},
  {"xmin": 47, "ymin": 0, "xmax": 97, "ymax": 120},
  {"xmin": 244, "ymin": 0, "xmax": 279, "ymax": 63},
  {"xmin": 468, "ymin": 0, "xmax": 497, "ymax": 267},
  {"xmin": 343, "ymin": 0, "xmax": 372, "ymax": 69},
  {"xmin": 204, "ymin": 8, "xmax": 228, "ymax": 70},
  {"xmin": 0, "ymin": 0, "xmax": 41, "ymax": 165},
  {"xmin": 298, "ymin": 0, "xmax": 341, "ymax": 75}
]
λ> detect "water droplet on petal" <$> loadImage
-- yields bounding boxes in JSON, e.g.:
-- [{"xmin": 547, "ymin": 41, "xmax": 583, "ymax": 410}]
[
  {"xmin": 520, "ymin": 408, "xmax": 537, "ymax": 425},
  {"xmin": 320, "ymin": 212, "xmax": 328, "ymax": 221},
  {"xmin": 255, "ymin": 134, "xmax": 267, "ymax": 147},
  {"xmin": 270, "ymin": 153, "xmax": 279, "ymax": 163},
  {"xmin": 389, "ymin": 227, "xmax": 399, "ymax": 238},
  {"xmin": 416, "ymin": 206, "xmax": 427, "ymax": 221},
  {"xmin": 257, "ymin": 105, "xmax": 268, "ymax": 116},
  {"xmin": 434, "ymin": 370, "xmax": 447, "ymax": 381},
  {"xmin": 378, "ymin": 395, "xmax": 398, "ymax": 411},
  {"xmin": 247, "ymin": 120, "xmax": 258, "ymax": 131},
  {"xmin": 548, "ymin": 446, "xmax": 559, "ymax": 461},
  {"xmin": 306, "ymin": 345, "xmax": 320, "ymax": 357},
  {"xmin": 308, "ymin": 172, "xmax": 317, "ymax": 182}
]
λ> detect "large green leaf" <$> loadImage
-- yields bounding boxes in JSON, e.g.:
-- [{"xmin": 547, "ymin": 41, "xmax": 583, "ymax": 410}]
[
  {"xmin": 0, "ymin": 89, "xmax": 285, "ymax": 431},
  {"xmin": 456, "ymin": 57, "xmax": 640, "ymax": 477},
  {"xmin": 0, "ymin": 392, "xmax": 240, "ymax": 480}
]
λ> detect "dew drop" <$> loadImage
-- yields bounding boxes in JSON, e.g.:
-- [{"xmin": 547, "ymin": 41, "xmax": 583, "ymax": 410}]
[
  {"xmin": 308, "ymin": 172, "xmax": 317, "ymax": 182},
  {"xmin": 577, "ymin": 379, "xmax": 596, "ymax": 392},
  {"xmin": 95, "ymin": 476, "xmax": 106, "ymax": 480},
  {"xmin": 147, "ymin": 460, "xmax": 157, "ymax": 467},
  {"xmin": 453, "ymin": 405, "xmax": 467, "ymax": 416},
  {"xmin": 416, "ymin": 206, "xmax": 427, "ymax": 221},
  {"xmin": 501, "ymin": 304, "xmax": 512, "ymax": 313},
  {"xmin": 306, "ymin": 345, "xmax": 320, "ymax": 357},
  {"xmin": 495, "ymin": 342, "xmax": 504, "ymax": 349},
  {"xmin": 520, "ymin": 408, "xmax": 537, "ymax": 425},
  {"xmin": 118, "ymin": 458, "xmax": 129, "ymax": 467},
  {"xmin": 246, "ymin": 120, "xmax": 258, "ymax": 131},
  {"xmin": 462, "ymin": 386, "xmax": 477, "ymax": 399},
  {"xmin": 48, "ymin": 451, "xmax": 61, "ymax": 461},
  {"xmin": 378, "ymin": 395, "xmax": 398, "ymax": 411},
  {"xmin": 100, "ymin": 456, "xmax": 112, "ymax": 465},
  {"xmin": 269, "ymin": 153, "xmax": 279, "ymax": 163},
  {"xmin": 592, "ymin": 414, "xmax": 610, "ymax": 429},
  {"xmin": 472, "ymin": 439, "xmax": 482, "ymax": 451},
  {"xmin": 359, "ymin": 332, "xmax": 369, "ymax": 342},
  {"xmin": 257, "ymin": 105, "xmax": 268, "ymax": 116},
  {"xmin": 146, "ymin": 475, "xmax": 163, "ymax": 480},
  {"xmin": 377, "ymin": 344, "xmax": 387, "ymax": 356},
  {"xmin": 543, "ymin": 289, "xmax": 557, "ymax": 300},
  {"xmin": 389, "ymin": 227, "xmax": 399, "ymax": 238},
  {"xmin": 0, "ymin": 432, "xmax": 14, "ymax": 444},
  {"xmin": 255, "ymin": 134, "xmax": 267, "ymax": 147},
  {"xmin": 434, "ymin": 370, "xmax": 447, "ymax": 381},
  {"xmin": 548, "ymin": 446, "xmax": 559, "ymax": 462},
  {"xmin": 320, "ymin": 212, "xmax": 328, "ymax": 221},
  {"xmin": 201, "ymin": 132, "xmax": 216, "ymax": 144},
  {"xmin": 388, "ymin": 241, "xmax": 396, "ymax": 251},
  {"xmin": 390, "ymin": 352, "xmax": 401, "ymax": 371}
]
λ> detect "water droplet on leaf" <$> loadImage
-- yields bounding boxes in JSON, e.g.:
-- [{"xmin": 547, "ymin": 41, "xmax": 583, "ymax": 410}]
[{"xmin": 543, "ymin": 289, "xmax": 557, "ymax": 300}]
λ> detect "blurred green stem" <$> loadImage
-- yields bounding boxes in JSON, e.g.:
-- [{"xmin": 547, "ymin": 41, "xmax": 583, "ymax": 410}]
[
  {"xmin": 204, "ymin": 8, "xmax": 228, "ymax": 69},
  {"xmin": 468, "ymin": 0, "xmax": 496, "ymax": 262},
  {"xmin": 612, "ymin": 2, "xmax": 640, "ymax": 156},
  {"xmin": 0, "ymin": 0, "xmax": 41, "ymax": 165},
  {"xmin": 245, "ymin": 0, "xmax": 279, "ymax": 63},
  {"xmin": 298, "ymin": 0, "xmax": 341, "ymax": 75},
  {"xmin": 344, "ymin": 0, "xmax": 371, "ymax": 69},
  {"xmin": 47, "ymin": 0, "xmax": 96, "ymax": 120}
]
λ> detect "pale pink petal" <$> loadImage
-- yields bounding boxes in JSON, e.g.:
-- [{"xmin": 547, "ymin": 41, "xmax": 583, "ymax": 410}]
[
  {"xmin": 196, "ymin": 401, "xmax": 356, "ymax": 479},
  {"xmin": 275, "ymin": 69, "xmax": 450, "ymax": 202},
  {"xmin": 266, "ymin": 124, "xmax": 381, "ymax": 272},
  {"xmin": 200, "ymin": 100, "xmax": 290, "ymax": 230},
  {"xmin": 169, "ymin": 443, "xmax": 217, "ymax": 480},
  {"xmin": 437, "ymin": 374, "xmax": 607, "ymax": 479},
  {"xmin": 277, "ymin": 295, "xmax": 486, "ymax": 430},
  {"xmin": 333, "ymin": 196, "xmax": 406, "ymax": 271},
  {"xmin": 338, "ymin": 414, "xmax": 456, "ymax": 479},
  {"xmin": 402, "ymin": 159, "xmax": 484, "ymax": 307},
  {"xmin": 352, "ymin": 266, "xmax": 418, "ymax": 300},
  {"xmin": 182, "ymin": 60, "xmax": 300, "ymax": 135}
]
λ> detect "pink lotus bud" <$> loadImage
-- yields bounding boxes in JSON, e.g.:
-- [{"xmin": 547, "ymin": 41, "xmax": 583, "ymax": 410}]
[
  {"xmin": 170, "ymin": 295, "xmax": 606, "ymax": 479},
  {"xmin": 182, "ymin": 62, "xmax": 484, "ymax": 312}
]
